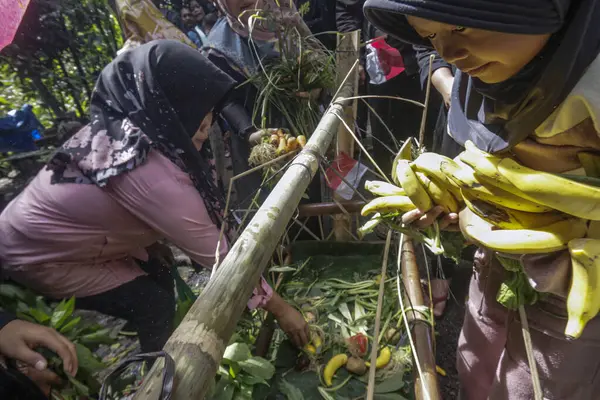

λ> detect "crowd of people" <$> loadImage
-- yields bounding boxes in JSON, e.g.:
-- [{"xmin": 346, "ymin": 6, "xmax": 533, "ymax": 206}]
[{"xmin": 1, "ymin": 0, "xmax": 600, "ymax": 398}]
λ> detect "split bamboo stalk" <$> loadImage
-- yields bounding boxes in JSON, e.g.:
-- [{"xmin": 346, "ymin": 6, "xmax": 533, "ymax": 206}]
[
  {"xmin": 133, "ymin": 83, "xmax": 354, "ymax": 400},
  {"xmin": 401, "ymin": 235, "xmax": 441, "ymax": 400},
  {"xmin": 333, "ymin": 30, "xmax": 360, "ymax": 241}
]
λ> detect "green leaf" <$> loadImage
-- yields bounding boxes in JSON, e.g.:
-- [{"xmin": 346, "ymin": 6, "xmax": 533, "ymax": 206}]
[
  {"xmin": 211, "ymin": 379, "xmax": 236, "ymax": 400},
  {"xmin": 233, "ymin": 384, "xmax": 253, "ymax": 400},
  {"xmin": 279, "ymin": 379, "xmax": 305, "ymax": 400},
  {"xmin": 318, "ymin": 387, "xmax": 336, "ymax": 400},
  {"xmin": 0, "ymin": 284, "xmax": 29, "ymax": 302},
  {"xmin": 59, "ymin": 317, "xmax": 82, "ymax": 334},
  {"xmin": 51, "ymin": 297, "xmax": 75, "ymax": 329},
  {"xmin": 223, "ymin": 343, "xmax": 251, "ymax": 363},
  {"xmin": 374, "ymin": 371, "xmax": 405, "ymax": 393},
  {"xmin": 78, "ymin": 327, "xmax": 115, "ymax": 346},
  {"xmin": 268, "ymin": 266, "xmax": 297, "ymax": 273},
  {"xmin": 238, "ymin": 357, "xmax": 275, "ymax": 381},
  {"xmin": 239, "ymin": 374, "xmax": 269, "ymax": 386},
  {"xmin": 75, "ymin": 343, "xmax": 104, "ymax": 373},
  {"xmin": 374, "ymin": 394, "xmax": 409, "ymax": 400},
  {"xmin": 28, "ymin": 307, "xmax": 51, "ymax": 324},
  {"xmin": 67, "ymin": 375, "xmax": 90, "ymax": 397}
]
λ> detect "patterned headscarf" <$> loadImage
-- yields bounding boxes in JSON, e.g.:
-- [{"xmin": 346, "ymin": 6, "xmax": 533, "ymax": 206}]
[{"xmin": 47, "ymin": 40, "xmax": 236, "ymax": 226}]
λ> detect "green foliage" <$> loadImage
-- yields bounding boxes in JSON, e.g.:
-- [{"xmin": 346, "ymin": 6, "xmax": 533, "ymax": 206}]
[
  {"xmin": 209, "ymin": 342, "xmax": 276, "ymax": 400},
  {"xmin": 0, "ymin": 0, "xmax": 123, "ymax": 125},
  {"xmin": 0, "ymin": 282, "xmax": 117, "ymax": 399}
]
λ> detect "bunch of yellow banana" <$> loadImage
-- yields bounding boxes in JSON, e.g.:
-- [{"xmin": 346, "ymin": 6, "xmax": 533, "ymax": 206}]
[{"xmin": 360, "ymin": 138, "xmax": 600, "ymax": 255}]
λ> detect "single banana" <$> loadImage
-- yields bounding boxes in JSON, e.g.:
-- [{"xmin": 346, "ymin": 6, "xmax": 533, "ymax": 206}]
[
  {"xmin": 498, "ymin": 158, "xmax": 600, "ymax": 220},
  {"xmin": 462, "ymin": 212, "xmax": 587, "ymax": 254},
  {"xmin": 461, "ymin": 190, "xmax": 569, "ymax": 230},
  {"xmin": 395, "ymin": 160, "xmax": 433, "ymax": 211},
  {"xmin": 358, "ymin": 213, "xmax": 383, "ymax": 238},
  {"xmin": 392, "ymin": 139, "xmax": 413, "ymax": 185},
  {"xmin": 459, "ymin": 142, "xmax": 513, "ymax": 188},
  {"xmin": 565, "ymin": 238, "xmax": 600, "ymax": 339},
  {"xmin": 441, "ymin": 160, "xmax": 553, "ymax": 213},
  {"xmin": 361, "ymin": 195, "xmax": 416, "ymax": 216},
  {"xmin": 587, "ymin": 221, "xmax": 600, "ymax": 239},
  {"xmin": 412, "ymin": 152, "xmax": 456, "ymax": 187},
  {"xmin": 365, "ymin": 180, "xmax": 405, "ymax": 197},
  {"xmin": 416, "ymin": 171, "xmax": 460, "ymax": 213}
]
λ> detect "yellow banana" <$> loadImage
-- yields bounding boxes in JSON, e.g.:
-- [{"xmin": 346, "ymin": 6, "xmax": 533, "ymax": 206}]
[
  {"xmin": 440, "ymin": 160, "xmax": 553, "ymax": 213},
  {"xmin": 461, "ymin": 190, "xmax": 569, "ymax": 230},
  {"xmin": 462, "ymin": 211, "xmax": 587, "ymax": 254},
  {"xmin": 364, "ymin": 180, "xmax": 406, "ymax": 196},
  {"xmin": 358, "ymin": 213, "xmax": 383, "ymax": 238},
  {"xmin": 412, "ymin": 152, "xmax": 456, "ymax": 187},
  {"xmin": 361, "ymin": 196, "xmax": 416, "ymax": 216},
  {"xmin": 565, "ymin": 238, "xmax": 600, "ymax": 339},
  {"xmin": 587, "ymin": 221, "xmax": 600, "ymax": 239},
  {"xmin": 459, "ymin": 142, "xmax": 513, "ymax": 188},
  {"xmin": 395, "ymin": 159, "xmax": 433, "ymax": 211},
  {"xmin": 498, "ymin": 158, "xmax": 600, "ymax": 220},
  {"xmin": 391, "ymin": 139, "xmax": 413, "ymax": 185},
  {"xmin": 323, "ymin": 354, "xmax": 348, "ymax": 386},
  {"xmin": 416, "ymin": 171, "xmax": 460, "ymax": 213}
]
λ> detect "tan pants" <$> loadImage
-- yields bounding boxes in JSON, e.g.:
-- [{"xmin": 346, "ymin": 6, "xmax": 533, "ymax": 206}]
[{"xmin": 457, "ymin": 251, "xmax": 600, "ymax": 399}]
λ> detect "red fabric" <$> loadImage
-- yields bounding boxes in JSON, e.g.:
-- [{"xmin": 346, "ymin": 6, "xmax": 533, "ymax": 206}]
[
  {"xmin": 371, "ymin": 39, "xmax": 405, "ymax": 81},
  {"xmin": 325, "ymin": 152, "xmax": 356, "ymax": 190},
  {"xmin": 0, "ymin": 0, "xmax": 31, "ymax": 51}
]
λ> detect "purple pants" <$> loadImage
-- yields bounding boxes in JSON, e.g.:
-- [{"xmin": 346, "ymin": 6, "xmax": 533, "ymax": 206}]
[{"xmin": 457, "ymin": 251, "xmax": 600, "ymax": 399}]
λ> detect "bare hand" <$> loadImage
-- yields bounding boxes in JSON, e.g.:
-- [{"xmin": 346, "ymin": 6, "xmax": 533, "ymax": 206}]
[
  {"xmin": 402, "ymin": 205, "xmax": 460, "ymax": 231},
  {"xmin": 265, "ymin": 293, "xmax": 310, "ymax": 348},
  {"xmin": 17, "ymin": 361, "xmax": 63, "ymax": 396},
  {"xmin": 0, "ymin": 320, "xmax": 78, "ymax": 377},
  {"xmin": 248, "ymin": 128, "xmax": 279, "ymax": 145}
]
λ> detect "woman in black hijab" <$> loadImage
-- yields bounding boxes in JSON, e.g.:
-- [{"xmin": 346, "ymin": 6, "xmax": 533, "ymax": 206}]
[
  {"xmin": 0, "ymin": 40, "xmax": 310, "ymax": 354},
  {"xmin": 363, "ymin": 0, "xmax": 600, "ymax": 398}
]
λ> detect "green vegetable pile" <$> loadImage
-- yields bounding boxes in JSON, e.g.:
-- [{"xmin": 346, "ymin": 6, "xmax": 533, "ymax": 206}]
[{"xmin": 0, "ymin": 283, "xmax": 116, "ymax": 399}]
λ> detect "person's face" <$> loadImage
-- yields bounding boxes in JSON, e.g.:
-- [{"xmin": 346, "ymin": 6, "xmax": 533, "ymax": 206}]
[
  {"xmin": 407, "ymin": 16, "xmax": 551, "ymax": 83},
  {"xmin": 192, "ymin": 111, "xmax": 213, "ymax": 150},
  {"xmin": 181, "ymin": 8, "xmax": 195, "ymax": 30},
  {"xmin": 190, "ymin": 1, "xmax": 206, "ymax": 23}
]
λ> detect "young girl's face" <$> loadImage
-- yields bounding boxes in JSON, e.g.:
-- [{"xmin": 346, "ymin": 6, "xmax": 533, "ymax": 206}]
[{"xmin": 407, "ymin": 16, "xmax": 551, "ymax": 83}]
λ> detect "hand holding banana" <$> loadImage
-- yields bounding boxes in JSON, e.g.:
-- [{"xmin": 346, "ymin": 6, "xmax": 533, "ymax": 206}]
[{"xmin": 360, "ymin": 138, "xmax": 600, "ymax": 339}]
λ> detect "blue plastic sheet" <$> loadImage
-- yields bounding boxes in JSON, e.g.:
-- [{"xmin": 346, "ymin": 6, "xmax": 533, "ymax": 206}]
[{"xmin": 0, "ymin": 105, "xmax": 44, "ymax": 153}]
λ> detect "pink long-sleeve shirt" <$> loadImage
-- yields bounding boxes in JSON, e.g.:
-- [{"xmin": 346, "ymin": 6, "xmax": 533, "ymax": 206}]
[{"xmin": 0, "ymin": 149, "xmax": 271, "ymax": 305}]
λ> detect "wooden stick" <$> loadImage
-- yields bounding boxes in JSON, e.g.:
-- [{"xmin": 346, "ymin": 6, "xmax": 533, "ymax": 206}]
[
  {"xmin": 418, "ymin": 54, "xmax": 435, "ymax": 151},
  {"xmin": 333, "ymin": 30, "xmax": 360, "ymax": 241},
  {"xmin": 399, "ymin": 235, "xmax": 441, "ymax": 400},
  {"xmin": 133, "ymin": 83, "xmax": 354, "ymax": 400},
  {"xmin": 519, "ymin": 305, "xmax": 543, "ymax": 400},
  {"xmin": 366, "ymin": 230, "xmax": 393, "ymax": 400}
]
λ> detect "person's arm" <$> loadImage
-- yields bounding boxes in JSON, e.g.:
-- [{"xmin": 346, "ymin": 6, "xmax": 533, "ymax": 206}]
[
  {"xmin": 335, "ymin": 0, "xmax": 364, "ymax": 33},
  {"xmin": 415, "ymin": 46, "xmax": 454, "ymax": 108},
  {"xmin": 107, "ymin": 156, "xmax": 310, "ymax": 346}
]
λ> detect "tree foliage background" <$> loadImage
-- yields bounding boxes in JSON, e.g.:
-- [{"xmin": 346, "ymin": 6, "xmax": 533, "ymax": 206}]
[{"xmin": 0, "ymin": 0, "xmax": 124, "ymax": 127}]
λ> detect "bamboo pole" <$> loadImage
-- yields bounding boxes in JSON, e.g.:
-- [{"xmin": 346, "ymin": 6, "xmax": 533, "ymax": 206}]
[
  {"xmin": 133, "ymin": 84, "xmax": 354, "ymax": 400},
  {"xmin": 333, "ymin": 30, "xmax": 360, "ymax": 241},
  {"xmin": 401, "ymin": 236, "xmax": 441, "ymax": 400}
]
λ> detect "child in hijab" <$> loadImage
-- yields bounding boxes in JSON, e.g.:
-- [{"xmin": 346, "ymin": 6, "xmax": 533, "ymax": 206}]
[
  {"xmin": 0, "ymin": 41, "xmax": 310, "ymax": 354},
  {"xmin": 364, "ymin": 0, "xmax": 600, "ymax": 398}
]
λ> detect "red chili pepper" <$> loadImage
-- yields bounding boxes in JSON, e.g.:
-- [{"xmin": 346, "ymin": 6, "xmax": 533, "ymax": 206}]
[{"xmin": 347, "ymin": 333, "xmax": 368, "ymax": 357}]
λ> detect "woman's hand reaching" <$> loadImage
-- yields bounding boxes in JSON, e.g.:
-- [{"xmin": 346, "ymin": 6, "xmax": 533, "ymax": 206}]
[{"xmin": 263, "ymin": 292, "xmax": 310, "ymax": 348}]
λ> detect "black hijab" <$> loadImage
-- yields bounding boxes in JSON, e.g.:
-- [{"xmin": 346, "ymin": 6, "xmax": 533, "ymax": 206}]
[
  {"xmin": 47, "ymin": 40, "xmax": 236, "ymax": 225},
  {"xmin": 364, "ymin": 0, "xmax": 600, "ymax": 153}
]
